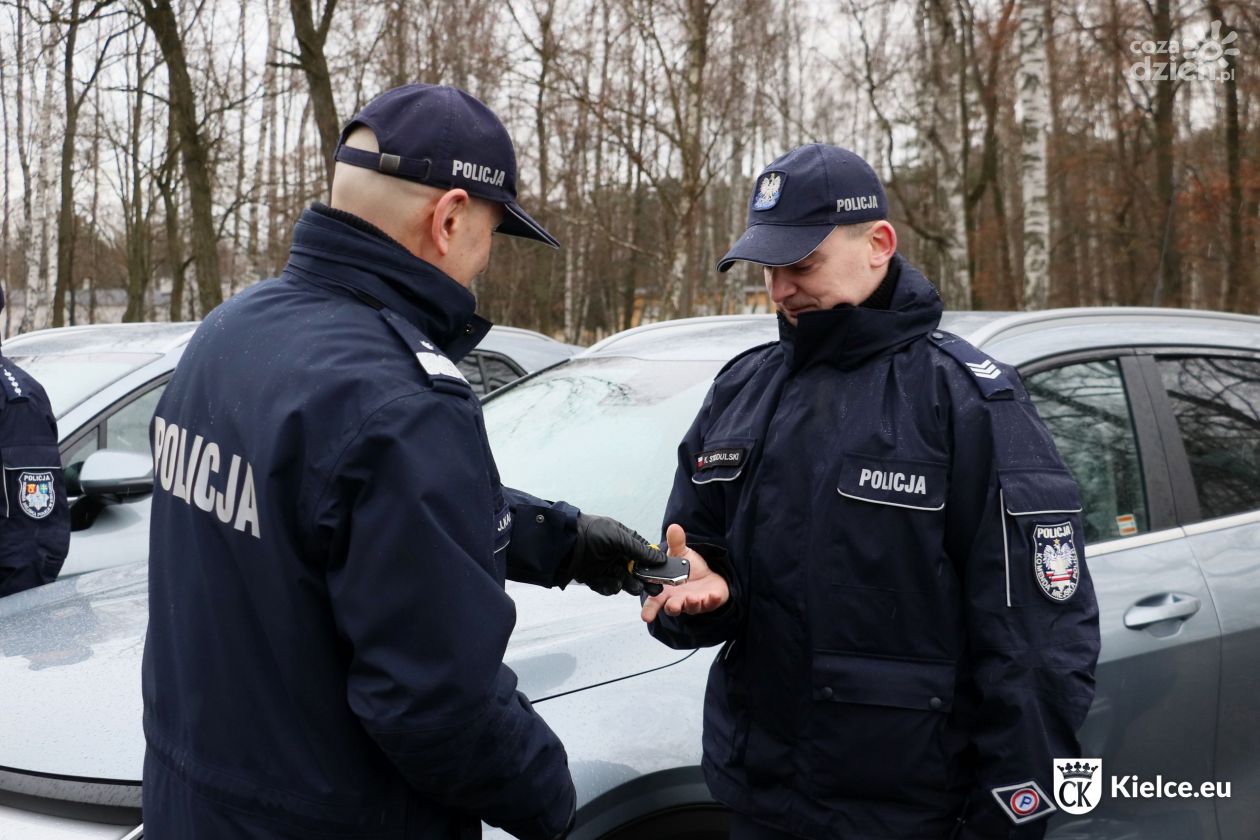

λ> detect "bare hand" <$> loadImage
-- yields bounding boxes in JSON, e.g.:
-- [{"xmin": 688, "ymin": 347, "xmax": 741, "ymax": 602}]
[{"xmin": 640, "ymin": 524, "xmax": 730, "ymax": 622}]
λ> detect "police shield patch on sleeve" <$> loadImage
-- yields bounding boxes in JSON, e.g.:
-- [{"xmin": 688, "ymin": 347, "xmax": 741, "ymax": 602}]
[
  {"xmin": 991, "ymin": 780, "xmax": 1057, "ymax": 825},
  {"xmin": 1034, "ymin": 521, "xmax": 1080, "ymax": 602},
  {"xmin": 17, "ymin": 471, "xmax": 55, "ymax": 519}
]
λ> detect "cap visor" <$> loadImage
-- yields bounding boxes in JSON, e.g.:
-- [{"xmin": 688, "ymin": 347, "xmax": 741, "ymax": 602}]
[
  {"xmin": 497, "ymin": 202, "xmax": 560, "ymax": 249},
  {"xmin": 716, "ymin": 224, "xmax": 835, "ymax": 273}
]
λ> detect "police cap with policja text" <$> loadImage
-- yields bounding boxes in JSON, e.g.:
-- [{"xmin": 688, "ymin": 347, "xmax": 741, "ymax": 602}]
[
  {"xmin": 717, "ymin": 143, "xmax": 887, "ymax": 272},
  {"xmin": 334, "ymin": 83, "xmax": 559, "ymax": 249}
]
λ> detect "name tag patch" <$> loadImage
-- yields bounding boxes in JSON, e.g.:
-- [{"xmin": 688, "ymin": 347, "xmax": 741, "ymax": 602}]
[{"xmin": 696, "ymin": 447, "xmax": 746, "ymax": 471}]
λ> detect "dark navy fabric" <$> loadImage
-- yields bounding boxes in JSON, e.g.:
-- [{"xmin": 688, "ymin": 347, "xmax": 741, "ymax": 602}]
[
  {"xmin": 649, "ymin": 254, "xmax": 1100, "ymax": 840},
  {"xmin": 142, "ymin": 205, "xmax": 578, "ymax": 839},
  {"xmin": 0, "ymin": 355, "xmax": 68, "ymax": 597}
]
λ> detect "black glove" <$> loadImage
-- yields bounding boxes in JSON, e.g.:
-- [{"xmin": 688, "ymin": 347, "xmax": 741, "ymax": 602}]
[{"xmin": 559, "ymin": 514, "xmax": 666, "ymax": 596}]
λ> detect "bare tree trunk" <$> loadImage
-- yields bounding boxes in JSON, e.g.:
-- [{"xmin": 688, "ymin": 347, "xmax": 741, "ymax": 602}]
[
  {"xmin": 1150, "ymin": 0, "xmax": 1180, "ymax": 307},
  {"xmin": 1, "ymin": 24, "xmax": 12, "ymax": 337},
  {"xmin": 1017, "ymin": 0, "xmax": 1050, "ymax": 310},
  {"xmin": 1208, "ymin": 1, "xmax": 1244, "ymax": 313},
  {"xmin": 289, "ymin": 0, "xmax": 340, "ymax": 193},
  {"xmin": 250, "ymin": 0, "xmax": 280, "ymax": 281},
  {"xmin": 123, "ymin": 28, "xmax": 153, "ymax": 322},
  {"xmin": 25, "ymin": 33, "xmax": 59, "ymax": 333},
  {"xmin": 137, "ymin": 0, "xmax": 222, "ymax": 317}
]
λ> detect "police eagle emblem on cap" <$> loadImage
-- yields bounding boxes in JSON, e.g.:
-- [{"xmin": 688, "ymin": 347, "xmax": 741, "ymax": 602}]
[
  {"xmin": 1033, "ymin": 522, "xmax": 1080, "ymax": 601},
  {"xmin": 17, "ymin": 471, "xmax": 55, "ymax": 519},
  {"xmin": 752, "ymin": 171, "xmax": 784, "ymax": 211}
]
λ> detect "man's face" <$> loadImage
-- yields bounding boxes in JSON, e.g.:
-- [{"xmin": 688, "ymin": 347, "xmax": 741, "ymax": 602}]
[{"xmin": 763, "ymin": 225, "xmax": 885, "ymax": 325}]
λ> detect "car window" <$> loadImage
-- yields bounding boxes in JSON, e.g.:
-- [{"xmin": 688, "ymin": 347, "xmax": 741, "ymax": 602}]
[
  {"xmin": 61, "ymin": 427, "xmax": 101, "ymax": 496},
  {"xmin": 105, "ymin": 385, "xmax": 166, "ymax": 455},
  {"xmin": 458, "ymin": 354, "xmax": 486, "ymax": 395},
  {"xmin": 1024, "ymin": 359, "xmax": 1149, "ymax": 544},
  {"xmin": 1157, "ymin": 356, "xmax": 1260, "ymax": 521},
  {"xmin": 481, "ymin": 355, "xmax": 520, "ymax": 393}
]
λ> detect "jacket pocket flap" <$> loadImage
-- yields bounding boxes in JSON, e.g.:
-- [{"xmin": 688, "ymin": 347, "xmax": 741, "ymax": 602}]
[
  {"xmin": 1000, "ymin": 468, "xmax": 1082, "ymax": 516},
  {"xmin": 836, "ymin": 452, "xmax": 947, "ymax": 511},
  {"xmin": 812, "ymin": 652, "xmax": 955, "ymax": 712},
  {"xmin": 691, "ymin": 438, "xmax": 754, "ymax": 485}
]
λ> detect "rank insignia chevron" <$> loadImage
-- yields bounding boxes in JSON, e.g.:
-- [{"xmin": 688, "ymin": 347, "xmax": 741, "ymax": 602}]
[
  {"xmin": 927, "ymin": 330, "xmax": 1015, "ymax": 400},
  {"xmin": 967, "ymin": 360, "xmax": 1002, "ymax": 379}
]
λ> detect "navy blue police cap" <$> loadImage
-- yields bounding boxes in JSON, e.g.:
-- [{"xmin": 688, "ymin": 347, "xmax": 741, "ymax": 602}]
[
  {"xmin": 335, "ymin": 84, "xmax": 559, "ymax": 249},
  {"xmin": 717, "ymin": 144, "xmax": 887, "ymax": 272}
]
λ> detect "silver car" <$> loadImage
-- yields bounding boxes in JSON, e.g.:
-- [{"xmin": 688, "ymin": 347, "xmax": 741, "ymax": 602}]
[{"xmin": 0, "ymin": 307, "xmax": 1257, "ymax": 839}]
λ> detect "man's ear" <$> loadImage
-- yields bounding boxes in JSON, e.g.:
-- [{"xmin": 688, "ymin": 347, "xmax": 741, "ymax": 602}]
[
  {"xmin": 428, "ymin": 189, "xmax": 471, "ymax": 257},
  {"xmin": 868, "ymin": 220, "xmax": 897, "ymax": 268}
]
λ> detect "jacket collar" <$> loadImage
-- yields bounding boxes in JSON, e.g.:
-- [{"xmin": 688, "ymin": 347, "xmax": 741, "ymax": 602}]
[
  {"xmin": 282, "ymin": 204, "xmax": 491, "ymax": 361},
  {"xmin": 778, "ymin": 253, "xmax": 943, "ymax": 371}
]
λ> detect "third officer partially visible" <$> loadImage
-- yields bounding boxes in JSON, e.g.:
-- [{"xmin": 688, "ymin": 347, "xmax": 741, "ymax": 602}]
[{"xmin": 0, "ymin": 288, "xmax": 69, "ymax": 598}]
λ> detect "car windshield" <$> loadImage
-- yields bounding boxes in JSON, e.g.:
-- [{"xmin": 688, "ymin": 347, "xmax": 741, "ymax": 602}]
[
  {"xmin": 484, "ymin": 356, "xmax": 723, "ymax": 537},
  {"xmin": 2, "ymin": 352, "xmax": 160, "ymax": 418}
]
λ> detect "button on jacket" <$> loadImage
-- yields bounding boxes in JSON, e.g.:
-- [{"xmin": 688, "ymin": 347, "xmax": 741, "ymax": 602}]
[
  {"xmin": 0, "ymin": 356, "xmax": 68, "ymax": 597},
  {"xmin": 649, "ymin": 255, "xmax": 1101, "ymax": 839},
  {"xmin": 143, "ymin": 205, "xmax": 578, "ymax": 840}
]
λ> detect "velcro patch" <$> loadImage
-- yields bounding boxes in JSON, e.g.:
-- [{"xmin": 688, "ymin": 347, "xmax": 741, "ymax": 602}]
[{"xmin": 991, "ymin": 780, "xmax": 1057, "ymax": 825}]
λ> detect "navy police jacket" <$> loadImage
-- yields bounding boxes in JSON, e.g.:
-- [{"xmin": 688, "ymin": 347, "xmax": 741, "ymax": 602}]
[
  {"xmin": 143, "ymin": 205, "xmax": 579, "ymax": 839},
  {"xmin": 0, "ymin": 355, "xmax": 68, "ymax": 597},
  {"xmin": 650, "ymin": 256, "xmax": 1101, "ymax": 839}
]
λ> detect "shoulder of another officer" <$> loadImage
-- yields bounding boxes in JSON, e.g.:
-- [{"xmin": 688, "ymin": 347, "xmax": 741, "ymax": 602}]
[{"xmin": 925, "ymin": 329, "xmax": 1020, "ymax": 401}]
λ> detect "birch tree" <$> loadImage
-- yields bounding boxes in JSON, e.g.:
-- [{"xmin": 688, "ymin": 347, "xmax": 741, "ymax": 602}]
[{"xmin": 1017, "ymin": 0, "xmax": 1050, "ymax": 309}]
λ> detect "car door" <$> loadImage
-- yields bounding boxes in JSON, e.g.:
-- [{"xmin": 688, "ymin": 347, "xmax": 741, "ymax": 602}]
[
  {"xmin": 1143, "ymin": 352, "xmax": 1260, "ymax": 840},
  {"xmin": 1020, "ymin": 355, "xmax": 1222, "ymax": 840}
]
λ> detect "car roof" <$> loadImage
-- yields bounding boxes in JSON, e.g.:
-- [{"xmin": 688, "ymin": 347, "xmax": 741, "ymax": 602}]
[
  {"xmin": 578, "ymin": 307, "xmax": 1260, "ymax": 364},
  {"xmin": 3, "ymin": 322, "xmax": 199, "ymax": 356},
  {"xmin": 476, "ymin": 325, "xmax": 582, "ymax": 372}
]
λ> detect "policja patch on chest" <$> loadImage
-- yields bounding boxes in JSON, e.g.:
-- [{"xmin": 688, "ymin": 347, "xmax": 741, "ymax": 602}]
[
  {"xmin": 1033, "ymin": 521, "xmax": 1080, "ymax": 601},
  {"xmin": 17, "ymin": 471, "xmax": 55, "ymax": 519}
]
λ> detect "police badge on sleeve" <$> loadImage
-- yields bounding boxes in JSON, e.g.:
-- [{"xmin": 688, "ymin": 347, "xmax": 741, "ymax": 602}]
[
  {"xmin": 1033, "ymin": 522, "xmax": 1080, "ymax": 601},
  {"xmin": 17, "ymin": 471, "xmax": 56, "ymax": 519}
]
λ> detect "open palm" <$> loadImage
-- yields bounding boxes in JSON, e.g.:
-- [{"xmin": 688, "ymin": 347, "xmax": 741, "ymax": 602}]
[{"xmin": 641, "ymin": 523, "xmax": 730, "ymax": 622}]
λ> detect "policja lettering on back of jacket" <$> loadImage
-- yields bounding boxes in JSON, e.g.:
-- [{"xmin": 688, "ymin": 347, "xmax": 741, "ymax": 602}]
[{"xmin": 152, "ymin": 414, "xmax": 261, "ymax": 538}]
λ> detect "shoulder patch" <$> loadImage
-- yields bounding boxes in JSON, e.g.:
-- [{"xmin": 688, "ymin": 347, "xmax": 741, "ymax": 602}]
[
  {"xmin": 378, "ymin": 308, "xmax": 472, "ymax": 396},
  {"xmin": 716, "ymin": 340, "xmax": 778, "ymax": 379},
  {"xmin": 928, "ymin": 330, "xmax": 1014, "ymax": 400}
]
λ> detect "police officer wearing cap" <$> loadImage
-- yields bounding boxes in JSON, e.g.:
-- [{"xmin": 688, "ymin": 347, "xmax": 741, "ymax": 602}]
[
  {"xmin": 142, "ymin": 84, "xmax": 666, "ymax": 839},
  {"xmin": 641, "ymin": 145, "xmax": 1101, "ymax": 839},
  {"xmin": 0, "ymin": 289, "xmax": 70, "ymax": 598}
]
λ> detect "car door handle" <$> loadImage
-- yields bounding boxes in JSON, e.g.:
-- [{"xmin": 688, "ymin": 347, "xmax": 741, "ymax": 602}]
[{"xmin": 1124, "ymin": 593, "xmax": 1201, "ymax": 629}]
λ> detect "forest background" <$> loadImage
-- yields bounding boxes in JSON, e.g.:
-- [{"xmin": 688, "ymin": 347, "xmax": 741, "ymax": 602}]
[{"xmin": 1, "ymin": 0, "xmax": 1256, "ymax": 343}]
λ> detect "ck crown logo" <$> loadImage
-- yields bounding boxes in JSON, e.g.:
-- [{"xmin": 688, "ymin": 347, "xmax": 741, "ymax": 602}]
[
  {"xmin": 967, "ymin": 359, "xmax": 1002, "ymax": 380},
  {"xmin": 1054, "ymin": 758, "xmax": 1102, "ymax": 815}
]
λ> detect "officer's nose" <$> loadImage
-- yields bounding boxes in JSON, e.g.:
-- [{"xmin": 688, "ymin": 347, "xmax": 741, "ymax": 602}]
[{"xmin": 764, "ymin": 267, "xmax": 797, "ymax": 303}]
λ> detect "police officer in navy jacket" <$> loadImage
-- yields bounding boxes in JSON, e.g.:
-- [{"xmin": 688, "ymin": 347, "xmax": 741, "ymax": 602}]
[
  {"xmin": 642, "ymin": 145, "xmax": 1101, "ymax": 839},
  {"xmin": 0, "ymin": 288, "xmax": 69, "ymax": 598},
  {"xmin": 142, "ymin": 85, "xmax": 664, "ymax": 840}
]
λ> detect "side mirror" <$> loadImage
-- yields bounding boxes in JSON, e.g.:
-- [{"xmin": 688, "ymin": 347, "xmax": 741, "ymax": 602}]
[{"xmin": 78, "ymin": 450, "xmax": 154, "ymax": 500}]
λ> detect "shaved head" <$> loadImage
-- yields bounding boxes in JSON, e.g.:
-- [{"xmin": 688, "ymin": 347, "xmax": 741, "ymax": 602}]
[
  {"xmin": 329, "ymin": 126, "xmax": 504, "ymax": 287},
  {"xmin": 330, "ymin": 126, "xmax": 445, "ymax": 239}
]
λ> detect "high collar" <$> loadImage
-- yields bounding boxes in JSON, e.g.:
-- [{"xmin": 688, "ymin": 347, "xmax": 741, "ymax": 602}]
[
  {"xmin": 777, "ymin": 253, "xmax": 943, "ymax": 371},
  {"xmin": 282, "ymin": 204, "xmax": 491, "ymax": 361}
]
